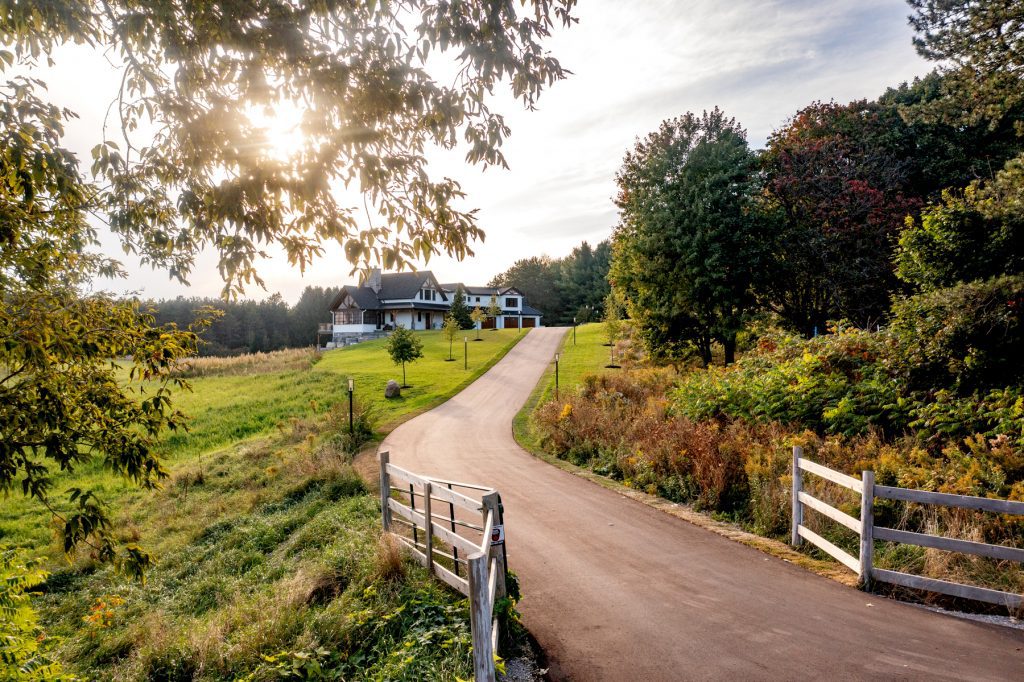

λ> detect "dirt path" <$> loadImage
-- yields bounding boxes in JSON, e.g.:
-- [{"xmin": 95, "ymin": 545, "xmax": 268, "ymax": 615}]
[{"xmin": 382, "ymin": 328, "xmax": 1023, "ymax": 680}]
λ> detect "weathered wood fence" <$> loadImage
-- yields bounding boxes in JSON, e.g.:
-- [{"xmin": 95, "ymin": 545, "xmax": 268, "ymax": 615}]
[
  {"xmin": 378, "ymin": 451, "xmax": 507, "ymax": 682},
  {"xmin": 791, "ymin": 445, "xmax": 1024, "ymax": 609}
]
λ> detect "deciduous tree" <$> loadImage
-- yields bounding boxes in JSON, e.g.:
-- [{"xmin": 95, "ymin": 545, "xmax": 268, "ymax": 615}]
[
  {"xmin": 611, "ymin": 108, "xmax": 764, "ymax": 365},
  {"xmin": 442, "ymin": 315, "xmax": 459, "ymax": 361},
  {"xmin": 385, "ymin": 327, "xmax": 423, "ymax": 387}
]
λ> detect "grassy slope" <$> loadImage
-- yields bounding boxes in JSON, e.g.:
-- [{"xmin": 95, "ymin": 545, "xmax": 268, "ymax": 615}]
[
  {"xmin": 4, "ymin": 329, "xmax": 525, "ymax": 680},
  {"xmin": 1, "ymin": 329, "xmax": 524, "ymax": 551},
  {"xmin": 512, "ymin": 323, "xmax": 608, "ymax": 447}
]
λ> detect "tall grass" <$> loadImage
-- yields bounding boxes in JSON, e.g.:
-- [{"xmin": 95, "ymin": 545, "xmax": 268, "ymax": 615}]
[{"xmin": 171, "ymin": 347, "xmax": 321, "ymax": 378}]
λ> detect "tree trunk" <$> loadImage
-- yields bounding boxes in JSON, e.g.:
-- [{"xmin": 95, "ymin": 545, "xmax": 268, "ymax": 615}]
[
  {"xmin": 402, "ymin": 362, "xmax": 406, "ymax": 386},
  {"xmin": 723, "ymin": 335, "xmax": 736, "ymax": 365}
]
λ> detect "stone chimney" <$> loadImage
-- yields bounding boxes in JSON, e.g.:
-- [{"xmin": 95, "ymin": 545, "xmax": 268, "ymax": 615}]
[{"xmin": 367, "ymin": 267, "xmax": 382, "ymax": 293}]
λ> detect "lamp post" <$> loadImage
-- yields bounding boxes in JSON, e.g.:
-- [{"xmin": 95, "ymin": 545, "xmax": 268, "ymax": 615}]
[
  {"xmin": 464, "ymin": 337, "xmax": 468, "ymax": 370},
  {"xmin": 572, "ymin": 316, "xmax": 576, "ymax": 345},
  {"xmin": 347, "ymin": 377, "xmax": 354, "ymax": 434},
  {"xmin": 554, "ymin": 353, "xmax": 560, "ymax": 400}
]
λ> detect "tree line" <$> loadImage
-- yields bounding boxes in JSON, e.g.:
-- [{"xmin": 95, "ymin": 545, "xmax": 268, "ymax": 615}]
[
  {"xmin": 147, "ymin": 287, "xmax": 339, "ymax": 356},
  {"xmin": 489, "ymin": 240, "xmax": 611, "ymax": 325},
  {"xmin": 612, "ymin": 2, "xmax": 1024, "ymax": 367}
]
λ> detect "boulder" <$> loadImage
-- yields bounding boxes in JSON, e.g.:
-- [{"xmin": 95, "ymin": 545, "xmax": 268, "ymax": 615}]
[{"xmin": 385, "ymin": 380, "xmax": 401, "ymax": 399}]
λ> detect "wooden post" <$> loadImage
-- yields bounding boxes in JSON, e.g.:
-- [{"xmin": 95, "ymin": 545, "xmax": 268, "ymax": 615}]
[
  {"xmin": 424, "ymin": 481, "xmax": 434, "ymax": 576},
  {"xmin": 860, "ymin": 470, "xmax": 875, "ymax": 589},
  {"xmin": 379, "ymin": 450, "xmax": 391, "ymax": 531},
  {"xmin": 791, "ymin": 446, "xmax": 803, "ymax": 547},
  {"xmin": 467, "ymin": 552, "xmax": 496, "ymax": 682},
  {"xmin": 481, "ymin": 492, "xmax": 506, "ymax": 600}
]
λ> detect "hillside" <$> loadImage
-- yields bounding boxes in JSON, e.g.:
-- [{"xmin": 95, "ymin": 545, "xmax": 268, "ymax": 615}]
[{"xmin": 3, "ymin": 330, "xmax": 525, "ymax": 679}]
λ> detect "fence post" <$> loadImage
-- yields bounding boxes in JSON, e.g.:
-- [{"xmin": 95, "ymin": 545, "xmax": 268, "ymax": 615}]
[
  {"xmin": 379, "ymin": 450, "xmax": 391, "ymax": 531},
  {"xmin": 424, "ymin": 481, "xmax": 434, "ymax": 575},
  {"xmin": 467, "ymin": 552, "xmax": 496, "ymax": 682},
  {"xmin": 791, "ymin": 446, "xmax": 803, "ymax": 547},
  {"xmin": 481, "ymin": 492, "xmax": 507, "ymax": 600},
  {"xmin": 859, "ymin": 470, "xmax": 875, "ymax": 589}
]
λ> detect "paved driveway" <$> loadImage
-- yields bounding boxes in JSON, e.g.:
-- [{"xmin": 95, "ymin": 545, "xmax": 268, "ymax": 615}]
[{"xmin": 382, "ymin": 328, "xmax": 1023, "ymax": 680}]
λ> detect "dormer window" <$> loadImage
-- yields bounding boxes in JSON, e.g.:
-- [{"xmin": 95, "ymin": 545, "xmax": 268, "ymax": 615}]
[{"xmin": 506, "ymin": 297, "xmax": 517, "ymax": 307}]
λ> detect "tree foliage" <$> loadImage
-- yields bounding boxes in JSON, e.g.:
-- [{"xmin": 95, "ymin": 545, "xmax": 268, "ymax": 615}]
[
  {"xmin": 0, "ymin": 79, "xmax": 203, "ymax": 573},
  {"xmin": 0, "ymin": 1, "xmax": 574, "ymax": 577},
  {"xmin": 758, "ymin": 100, "xmax": 923, "ymax": 335},
  {"xmin": 0, "ymin": 0, "xmax": 577, "ymax": 295},
  {"xmin": 441, "ymin": 314, "xmax": 459, "ymax": 360},
  {"xmin": 448, "ymin": 285, "xmax": 473, "ymax": 329},
  {"xmin": 385, "ymin": 326, "xmax": 423, "ymax": 386},
  {"xmin": 486, "ymin": 294, "xmax": 501, "ymax": 327},
  {"xmin": 489, "ymin": 240, "xmax": 611, "ymax": 324},
  {"xmin": 611, "ymin": 108, "xmax": 764, "ymax": 365},
  {"xmin": 908, "ymin": 0, "xmax": 1024, "ymax": 128},
  {"xmin": 470, "ymin": 306, "xmax": 485, "ymax": 339},
  {"xmin": 0, "ymin": 551, "xmax": 68, "ymax": 680},
  {"xmin": 150, "ymin": 286, "xmax": 340, "ymax": 355}
]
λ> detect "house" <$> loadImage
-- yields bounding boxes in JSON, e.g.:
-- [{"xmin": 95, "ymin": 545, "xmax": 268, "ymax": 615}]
[{"xmin": 322, "ymin": 269, "xmax": 542, "ymax": 344}]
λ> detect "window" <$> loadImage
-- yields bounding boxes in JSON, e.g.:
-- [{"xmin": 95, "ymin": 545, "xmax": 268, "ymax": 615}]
[
  {"xmin": 506, "ymin": 297, "xmax": 517, "ymax": 308},
  {"xmin": 475, "ymin": 296, "xmax": 480, "ymax": 303},
  {"xmin": 417, "ymin": 312, "xmax": 422, "ymax": 322},
  {"xmin": 334, "ymin": 309, "xmax": 361, "ymax": 325}
]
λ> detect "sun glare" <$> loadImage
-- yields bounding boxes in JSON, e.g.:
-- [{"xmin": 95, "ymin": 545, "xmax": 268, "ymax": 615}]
[{"xmin": 246, "ymin": 99, "xmax": 308, "ymax": 161}]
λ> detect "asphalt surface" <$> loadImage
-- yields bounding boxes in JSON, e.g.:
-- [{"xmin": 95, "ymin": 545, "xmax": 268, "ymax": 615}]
[{"xmin": 382, "ymin": 327, "xmax": 1023, "ymax": 681}]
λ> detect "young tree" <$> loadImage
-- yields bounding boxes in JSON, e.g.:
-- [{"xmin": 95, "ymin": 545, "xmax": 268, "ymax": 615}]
[
  {"xmin": 487, "ymin": 295, "xmax": 502, "ymax": 330},
  {"xmin": 442, "ymin": 315, "xmax": 460, "ymax": 361},
  {"xmin": 612, "ymin": 108, "xmax": 765, "ymax": 365},
  {"xmin": 470, "ymin": 306, "xmax": 486, "ymax": 340},
  {"xmin": 448, "ymin": 285, "xmax": 474, "ymax": 329},
  {"xmin": 385, "ymin": 327, "xmax": 423, "ymax": 387}
]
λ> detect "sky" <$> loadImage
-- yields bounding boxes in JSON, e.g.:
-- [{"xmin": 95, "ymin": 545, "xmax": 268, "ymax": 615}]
[{"xmin": 42, "ymin": 0, "xmax": 934, "ymax": 303}]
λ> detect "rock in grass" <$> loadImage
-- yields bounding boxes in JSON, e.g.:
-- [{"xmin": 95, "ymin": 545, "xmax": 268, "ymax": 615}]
[{"xmin": 385, "ymin": 380, "xmax": 401, "ymax": 398}]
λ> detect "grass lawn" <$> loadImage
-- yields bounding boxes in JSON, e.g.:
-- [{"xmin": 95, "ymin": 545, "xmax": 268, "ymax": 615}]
[
  {"xmin": 1, "ymin": 329, "xmax": 526, "ymax": 679},
  {"xmin": 513, "ymin": 323, "xmax": 613, "ymax": 445}
]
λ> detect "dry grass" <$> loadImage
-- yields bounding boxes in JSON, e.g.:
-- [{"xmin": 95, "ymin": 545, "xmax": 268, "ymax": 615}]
[
  {"xmin": 171, "ymin": 347, "xmax": 320, "ymax": 378},
  {"xmin": 374, "ymin": 533, "xmax": 406, "ymax": 582}
]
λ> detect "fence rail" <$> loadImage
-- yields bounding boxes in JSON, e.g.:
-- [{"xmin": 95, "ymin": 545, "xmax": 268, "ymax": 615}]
[
  {"xmin": 379, "ymin": 451, "xmax": 506, "ymax": 682},
  {"xmin": 791, "ymin": 446, "xmax": 1023, "ymax": 610}
]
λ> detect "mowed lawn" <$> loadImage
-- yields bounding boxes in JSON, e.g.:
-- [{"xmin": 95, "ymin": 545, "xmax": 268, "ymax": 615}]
[{"xmin": 0, "ymin": 329, "xmax": 525, "ymax": 553}]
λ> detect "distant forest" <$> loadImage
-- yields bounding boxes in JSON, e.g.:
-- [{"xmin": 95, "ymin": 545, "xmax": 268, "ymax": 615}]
[
  {"xmin": 149, "ymin": 286, "xmax": 338, "ymax": 356},
  {"xmin": 490, "ymin": 240, "xmax": 611, "ymax": 325}
]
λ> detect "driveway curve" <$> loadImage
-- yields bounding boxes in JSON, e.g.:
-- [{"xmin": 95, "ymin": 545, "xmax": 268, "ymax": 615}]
[{"xmin": 382, "ymin": 327, "xmax": 1022, "ymax": 681}]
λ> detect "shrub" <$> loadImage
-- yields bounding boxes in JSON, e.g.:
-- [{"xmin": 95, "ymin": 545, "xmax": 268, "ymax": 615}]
[
  {"xmin": 0, "ymin": 550, "xmax": 67, "ymax": 681},
  {"xmin": 889, "ymin": 275, "xmax": 1024, "ymax": 394},
  {"xmin": 672, "ymin": 328, "xmax": 905, "ymax": 437}
]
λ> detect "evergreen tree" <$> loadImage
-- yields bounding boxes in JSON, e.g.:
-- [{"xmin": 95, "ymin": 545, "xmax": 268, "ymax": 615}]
[{"xmin": 449, "ymin": 285, "xmax": 474, "ymax": 329}]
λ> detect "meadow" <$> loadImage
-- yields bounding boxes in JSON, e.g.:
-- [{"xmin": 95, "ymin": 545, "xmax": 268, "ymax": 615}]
[{"xmin": 2, "ymin": 329, "xmax": 525, "ymax": 679}]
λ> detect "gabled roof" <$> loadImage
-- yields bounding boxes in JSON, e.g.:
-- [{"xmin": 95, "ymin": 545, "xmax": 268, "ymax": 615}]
[
  {"xmin": 379, "ymin": 271, "xmax": 448, "ymax": 301},
  {"xmin": 439, "ymin": 283, "xmax": 523, "ymax": 297},
  {"xmin": 329, "ymin": 270, "xmax": 450, "ymax": 311}
]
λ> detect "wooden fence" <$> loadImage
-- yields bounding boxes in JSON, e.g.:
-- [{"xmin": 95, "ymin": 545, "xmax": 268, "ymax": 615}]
[
  {"xmin": 378, "ymin": 451, "xmax": 507, "ymax": 682},
  {"xmin": 791, "ymin": 446, "xmax": 1024, "ymax": 609}
]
